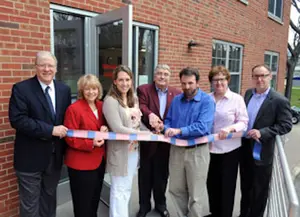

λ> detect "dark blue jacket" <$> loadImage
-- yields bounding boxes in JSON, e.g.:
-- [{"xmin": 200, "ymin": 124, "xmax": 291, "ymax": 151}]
[{"xmin": 9, "ymin": 76, "xmax": 71, "ymax": 172}]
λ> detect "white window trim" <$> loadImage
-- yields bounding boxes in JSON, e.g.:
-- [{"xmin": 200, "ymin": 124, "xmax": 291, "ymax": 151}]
[
  {"xmin": 212, "ymin": 40, "xmax": 243, "ymax": 93},
  {"xmin": 264, "ymin": 51, "xmax": 279, "ymax": 89},
  {"xmin": 131, "ymin": 22, "xmax": 159, "ymax": 86},
  {"xmin": 50, "ymin": 4, "xmax": 98, "ymax": 17},
  {"xmin": 268, "ymin": 0, "xmax": 283, "ymax": 22},
  {"xmin": 264, "ymin": 51, "xmax": 279, "ymax": 75}
]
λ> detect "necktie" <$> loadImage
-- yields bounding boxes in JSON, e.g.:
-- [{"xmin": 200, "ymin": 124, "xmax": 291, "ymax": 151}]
[{"xmin": 45, "ymin": 86, "xmax": 55, "ymax": 121}]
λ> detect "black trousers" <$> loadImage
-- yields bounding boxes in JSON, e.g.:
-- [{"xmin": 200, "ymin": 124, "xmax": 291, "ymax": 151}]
[
  {"xmin": 206, "ymin": 148, "xmax": 240, "ymax": 217},
  {"xmin": 138, "ymin": 147, "xmax": 170, "ymax": 211},
  {"xmin": 239, "ymin": 144, "xmax": 273, "ymax": 217},
  {"xmin": 68, "ymin": 159, "xmax": 106, "ymax": 217},
  {"xmin": 15, "ymin": 154, "xmax": 61, "ymax": 217}
]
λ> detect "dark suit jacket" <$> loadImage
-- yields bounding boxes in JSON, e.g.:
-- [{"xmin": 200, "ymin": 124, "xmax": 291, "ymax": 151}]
[
  {"xmin": 64, "ymin": 99, "xmax": 106, "ymax": 170},
  {"xmin": 243, "ymin": 88, "xmax": 292, "ymax": 165},
  {"xmin": 137, "ymin": 83, "xmax": 180, "ymax": 158},
  {"xmin": 9, "ymin": 76, "xmax": 71, "ymax": 172}
]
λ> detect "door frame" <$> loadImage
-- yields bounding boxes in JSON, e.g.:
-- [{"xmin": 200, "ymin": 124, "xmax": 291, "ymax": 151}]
[
  {"xmin": 89, "ymin": 5, "xmax": 133, "ymax": 76},
  {"xmin": 51, "ymin": 4, "xmax": 133, "ymax": 206}
]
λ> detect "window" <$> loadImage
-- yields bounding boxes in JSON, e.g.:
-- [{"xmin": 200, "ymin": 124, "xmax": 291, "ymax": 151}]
[
  {"xmin": 132, "ymin": 23, "xmax": 158, "ymax": 87},
  {"xmin": 212, "ymin": 40, "xmax": 243, "ymax": 93},
  {"xmin": 53, "ymin": 12, "xmax": 85, "ymax": 99},
  {"xmin": 264, "ymin": 51, "xmax": 279, "ymax": 89},
  {"xmin": 268, "ymin": 0, "xmax": 283, "ymax": 21}
]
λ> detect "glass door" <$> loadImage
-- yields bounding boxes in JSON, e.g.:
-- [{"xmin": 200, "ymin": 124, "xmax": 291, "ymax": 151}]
[
  {"xmin": 90, "ymin": 5, "xmax": 133, "ymax": 97},
  {"xmin": 89, "ymin": 5, "xmax": 133, "ymax": 204}
]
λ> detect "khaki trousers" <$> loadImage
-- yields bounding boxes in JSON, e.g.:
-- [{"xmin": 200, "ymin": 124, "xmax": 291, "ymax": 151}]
[{"xmin": 169, "ymin": 144, "xmax": 209, "ymax": 217}]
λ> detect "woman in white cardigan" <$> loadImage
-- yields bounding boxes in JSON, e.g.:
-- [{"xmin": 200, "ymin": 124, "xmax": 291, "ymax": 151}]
[{"xmin": 103, "ymin": 65, "xmax": 148, "ymax": 217}]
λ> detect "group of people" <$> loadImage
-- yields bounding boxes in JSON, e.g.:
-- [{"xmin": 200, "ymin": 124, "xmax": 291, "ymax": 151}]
[{"xmin": 8, "ymin": 50, "xmax": 292, "ymax": 217}]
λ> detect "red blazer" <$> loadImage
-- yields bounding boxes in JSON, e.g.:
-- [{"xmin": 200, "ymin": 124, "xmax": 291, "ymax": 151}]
[
  {"xmin": 64, "ymin": 99, "xmax": 105, "ymax": 170},
  {"xmin": 137, "ymin": 83, "xmax": 181, "ymax": 158}
]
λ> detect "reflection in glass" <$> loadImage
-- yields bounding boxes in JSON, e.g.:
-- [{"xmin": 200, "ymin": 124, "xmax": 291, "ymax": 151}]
[
  {"xmin": 229, "ymin": 74, "xmax": 239, "ymax": 93},
  {"xmin": 137, "ymin": 28, "xmax": 154, "ymax": 86},
  {"xmin": 271, "ymin": 74, "xmax": 277, "ymax": 89},
  {"xmin": 268, "ymin": 0, "xmax": 275, "ymax": 13},
  {"xmin": 53, "ymin": 12, "xmax": 84, "ymax": 99},
  {"xmin": 275, "ymin": 0, "xmax": 282, "ymax": 18},
  {"xmin": 264, "ymin": 54, "xmax": 271, "ymax": 66},
  {"xmin": 53, "ymin": 12, "xmax": 84, "ymax": 182},
  {"xmin": 98, "ymin": 21, "xmax": 122, "ymax": 97},
  {"xmin": 271, "ymin": 55, "xmax": 278, "ymax": 71}
]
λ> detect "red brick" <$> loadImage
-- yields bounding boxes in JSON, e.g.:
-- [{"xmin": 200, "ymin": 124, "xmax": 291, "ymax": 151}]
[
  {"xmin": 0, "ymin": 7, "xmax": 15, "ymax": 14},
  {"xmin": 21, "ymin": 51, "xmax": 37, "ymax": 57},
  {"xmin": 0, "ymin": 36, "xmax": 20, "ymax": 43},
  {"xmin": 30, "ymin": 32, "xmax": 44, "ymax": 38},
  {"xmin": 0, "ymin": 56, "xmax": 11, "ymax": 62},
  {"xmin": 19, "ymin": 11, "xmax": 37, "ymax": 19},
  {"xmin": 15, "ymin": 3, "xmax": 24, "ymax": 9},
  {"xmin": 26, "ymin": 45, "xmax": 44, "ymax": 51},
  {"xmin": 0, "ymin": 157, "xmax": 6, "ymax": 164},
  {"xmin": 10, "ymin": 29, "xmax": 30, "ymax": 37},
  {"xmin": 0, "ymin": 28, "xmax": 10, "ymax": 35},
  {"xmin": 16, "ymin": 44, "xmax": 25, "ymax": 49},
  {"xmin": 0, "ymin": 181, "xmax": 9, "ymax": 190},
  {"xmin": 1, "ymin": 50, "xmax": 20, "ymax": 56},
  {"xmin": 4, "ymin": 43, "xmax": 15, "ymax": 49},
  {"xmin": 11, "ymin": 57, "xmax": 31, "ymax": 63},
  {"xmin": 0, "ymin": 194, "xmax": 8, "ymax": 202},
  {"xmin": 0, "ymin": 14, "xmax": 9, "ymax": 21},
  {"xmin": 5, "ymin": 143, "xmax": 14, "ymax": 150},
  {"xmin": 2, "ymin": 64, "xmax": 21, "ymax": 70},
  {"xmin": 30, "ymin": 19, "xmax": 44, "ymax": 26},
  {"xmin": 21, "ymin": 37, "xmax": 38, "ymax": 44},
  {"xmin": 2, "ymin": 77, "xmax": 22, "ymax": 83},
  {"xmin": 0, "ymin": 174, "xmax": 16, "ymax": 183},
  {"xmin": 10, "ymin": 16, "xmax": 30, "ymax": 24},
  {"xmin": 24, "ymin": 5, "xmax": 42, "ymax": 13}
]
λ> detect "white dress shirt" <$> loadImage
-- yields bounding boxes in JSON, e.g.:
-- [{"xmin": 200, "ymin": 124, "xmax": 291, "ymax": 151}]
[{"xmin": 38, "ymin": 79, "xmax": 56, "ymax": 112}]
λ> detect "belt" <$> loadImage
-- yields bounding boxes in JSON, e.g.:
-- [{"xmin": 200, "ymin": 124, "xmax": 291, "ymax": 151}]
[{"xmin": 185, "ymin": 143, "xmax": 207, "ymax": 149}]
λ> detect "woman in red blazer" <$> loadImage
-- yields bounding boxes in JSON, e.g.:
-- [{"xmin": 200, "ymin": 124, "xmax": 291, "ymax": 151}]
[{"xmin": 64, "ymin": 74, "xmax": 107, "ymax": 217}]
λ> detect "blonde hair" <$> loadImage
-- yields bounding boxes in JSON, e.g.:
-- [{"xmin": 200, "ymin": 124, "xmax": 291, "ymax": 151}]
[
  {"xmin": 77, "ymin": 74, "xmax": 103, "ymax": 100},
  {"xmin": 107, "ymin": 65, "xmax": 135, "ymax": 108}
]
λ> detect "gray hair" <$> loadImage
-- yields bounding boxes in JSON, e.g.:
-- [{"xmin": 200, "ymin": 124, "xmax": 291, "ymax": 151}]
[
  {"xmin": 35, "ymin": 51, "xmax": 57, "ymax": 66},
  {"xmin": 154, "ymin": 64, "xmax": 171, "ymax": 74}
]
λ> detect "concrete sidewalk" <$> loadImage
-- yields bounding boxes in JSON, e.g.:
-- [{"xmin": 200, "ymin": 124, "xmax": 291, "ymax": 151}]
[
  {"xmin": 56, "ymin": 175, "xmax": 242, "ymax": 217},
  {"xmin": 57, "ymin": 165, "xmax": 241, "ymax": 217},
  {"xmin": 285, "ymin": 124, "xmax": 300, "ymax": 203}
]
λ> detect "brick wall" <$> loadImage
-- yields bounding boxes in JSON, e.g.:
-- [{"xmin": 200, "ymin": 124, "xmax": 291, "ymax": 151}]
[
  {"xmin": 0, "ymin": 0, "xmax": 51, "ymax": 216},
  {"xmin": 0, "ymin": 0, "xmax": 291, "ymax": 216}
]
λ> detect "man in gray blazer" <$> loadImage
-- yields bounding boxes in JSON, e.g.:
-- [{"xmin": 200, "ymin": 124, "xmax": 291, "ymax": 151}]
[{"xmin": 239, "ymin": 64, "xmax": 292, "ymax": 217}]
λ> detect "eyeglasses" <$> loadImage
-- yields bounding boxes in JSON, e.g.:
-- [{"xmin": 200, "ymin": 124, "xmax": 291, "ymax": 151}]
[
  {"xmin": 156, "ymin": 71, "xmax": 170, "ymax": 77},
  {"xmin": 252, "ymin": 73, "xmax": 270, "ymax": 79},
  {"xmin": 212, "ymin": 78, "xmax": 227, "ymax": 83},
  {"xmin": 36, "ymin": 64, "xmax": 56, "ymax": 69}
]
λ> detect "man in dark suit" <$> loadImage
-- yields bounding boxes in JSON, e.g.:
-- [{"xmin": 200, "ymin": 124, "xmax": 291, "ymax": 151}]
[
  {"xmin": 136, "ymin": 64, "xmax": 180, "ymax": 217},
  {"xmin": 239, "ymin": 64, "xmax": 292, "ymax": 217},
  {"xmin": 9, "ymin": 51, "xmax": 71, "ymax": 217}
]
